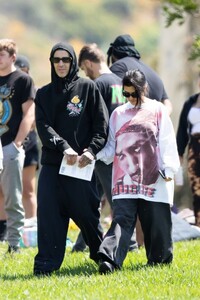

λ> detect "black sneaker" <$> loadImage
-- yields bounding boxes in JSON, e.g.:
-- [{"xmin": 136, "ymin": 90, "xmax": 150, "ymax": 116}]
[
  {"xmin": 99, "ymin": 261, "xmax": 115, "ymax": 274},
  {"xmin": 0, "ymin": 220, "xmax": 7, "ymax": 242},
  {"xmin": 7, "ymin": 245, "xmax": 20, "ymax": 254},
  {"xmin": 71, "ymin": 245, "xmax": 87, "ymax": 253},
  {"xmin": 34, "ymin": 269, "xmax": 52, "ymax": 277},
  {"xmin": 71, "ymin": 232, "xmax": 87, "ymax": 253}
]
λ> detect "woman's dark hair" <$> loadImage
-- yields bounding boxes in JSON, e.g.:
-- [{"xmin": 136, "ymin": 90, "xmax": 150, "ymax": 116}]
[{"xmin": 122, "ymin": 69, "xmax": 148, "ymax": 107}]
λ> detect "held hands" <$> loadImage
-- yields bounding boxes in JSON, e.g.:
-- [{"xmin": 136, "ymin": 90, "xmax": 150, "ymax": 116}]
[
  {"xmin": 63, "ymin": 148, "xmax": 94, "ymax": 168},
  {"xmin": 64, "ymin": 148, "xmax": 78, "ymax": 165},
  {"xmin": 78, "ymin": 149, "xmax": 94, "ymax": 168}
]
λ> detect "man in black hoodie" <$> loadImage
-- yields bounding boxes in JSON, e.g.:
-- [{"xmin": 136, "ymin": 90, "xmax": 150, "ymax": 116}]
[{"xmin": 33, "ymin": 42, "xmax": 109, "ymax": 276}]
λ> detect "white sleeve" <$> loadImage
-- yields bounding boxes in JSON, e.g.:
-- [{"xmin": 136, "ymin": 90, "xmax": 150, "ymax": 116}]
[
  {"xmin": 158, "ymin": 104, "xmax": 180, "ymax": 177},
  {"xmin": 96, "ymin": 115, "xmax": 116, "ymax": 165}
]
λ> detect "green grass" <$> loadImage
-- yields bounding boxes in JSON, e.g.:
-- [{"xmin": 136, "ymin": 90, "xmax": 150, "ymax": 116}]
[{"xmin": 0, "ymin": 234, "xmax": 200, "ymax": 300}]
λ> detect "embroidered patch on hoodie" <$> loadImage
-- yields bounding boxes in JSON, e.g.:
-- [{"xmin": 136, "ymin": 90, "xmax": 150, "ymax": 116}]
[{"xmin": 66, "ymin": 96, "xmax": 83, "ymax": 116}]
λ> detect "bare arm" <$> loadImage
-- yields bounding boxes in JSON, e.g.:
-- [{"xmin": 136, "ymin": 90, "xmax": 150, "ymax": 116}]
[{"xmin": 14, "ymin": 99, "xmax": 35, "ymax": 148}]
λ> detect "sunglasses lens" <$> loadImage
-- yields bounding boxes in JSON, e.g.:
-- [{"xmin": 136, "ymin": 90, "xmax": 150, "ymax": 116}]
[
  {"xmin": 51, "ymin": 57, "xmax": 59, "ymax": 63},
  {"xmin": 122, "ymin": 91, "xmax": 130, "ymax": 97},
  {"xmin": 122, "ymin": 91, "xmax": 137, "ymax": 98},
  {"xmin": 51, "ymin": 57, "xmax": 72, "ymax": 63},
  {"xmin": 62, "ymin": 57, "xmax": 71, "ymax": 63}
]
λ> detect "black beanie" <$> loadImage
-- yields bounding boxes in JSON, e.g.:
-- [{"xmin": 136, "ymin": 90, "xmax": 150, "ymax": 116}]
[
  {"xmin": 107, "ymin": 34, "xmax": 141, "ymax": 65},
  {"xmin": 111, "ymin": 34, "xmax": 136, "ymax": 48},
  {"xmin": 15, "ymin": 55, "xmax": 30, "ymax": 70}
]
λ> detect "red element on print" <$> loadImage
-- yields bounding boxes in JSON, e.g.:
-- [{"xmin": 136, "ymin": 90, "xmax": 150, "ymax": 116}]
[{"xmin": 112, "ymin": 184, "xmax": 156, "ymax": 198}]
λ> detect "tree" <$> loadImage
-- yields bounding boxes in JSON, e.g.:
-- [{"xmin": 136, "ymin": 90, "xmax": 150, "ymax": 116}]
[{"xmin": 160, "ymin": 0, "xmax": 200, "ymax": 61}]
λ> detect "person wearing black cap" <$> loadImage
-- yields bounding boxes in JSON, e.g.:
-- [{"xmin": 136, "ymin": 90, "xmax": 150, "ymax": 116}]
[
  {"xmin": 33, "ymin": 41, "xmax": 109, "ymax": 276},
  {"xmin": 15, "ymin": 55, "xmax": 30, "ymax": 73},
  {"xmin": 107, "ymin": 34, "xmax": 172, "ymax": 115}
]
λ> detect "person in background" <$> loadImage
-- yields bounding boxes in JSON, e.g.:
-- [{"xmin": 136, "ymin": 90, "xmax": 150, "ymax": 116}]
[
  {"xmin": 79, "ymin": 43, "xmax": 125, "ymax": 115},
  {"xmin": 177, "ymin": 73, "xmax": 200, "ymax": 227},
  {"xmin": 0, "ymin": 54, "xmax": 39, "ymax": 241},
  {"xmin": 0, "ymin": 39, "xmax": 35, "ymax": 253},
  {"xmin": 96, "ymin": 69, "xmax": 179, "ymax": 274},
  {"xmin": 72, "ymin": 43, "xmax": 125, "ymax": 253},
  {"xmin": 15, "ymin": 54, "xmax": 39, "ymax": 219},
  {"xmin": 33, "ymin": 41, "xmax": 109, "ymax": 276},
  {"xmin": 107, "ymin": 34, "xmax": 172, "ymax": 115}
]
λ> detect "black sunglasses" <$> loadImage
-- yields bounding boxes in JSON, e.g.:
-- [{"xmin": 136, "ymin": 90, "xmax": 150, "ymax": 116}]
[
  {"xmin": 122, "ymin": 91, "xmax": 138, "ymax": 98},
  {"xmin": 50, "ymin": 57, "xmax": 72, "ymax": 64}
]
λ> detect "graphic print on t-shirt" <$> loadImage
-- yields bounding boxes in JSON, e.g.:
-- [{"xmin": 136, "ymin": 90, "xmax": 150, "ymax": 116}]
[
  {"xmin": 0, "ymin": 84, "xmax": 13, "ymax": 136},
  {"xmin": 112, "ymin": 107, "xmax": 159, "ymax": 198},
  {"xmin": 111, "ymin": 85, "xmax": 126, "ymax": 107}
]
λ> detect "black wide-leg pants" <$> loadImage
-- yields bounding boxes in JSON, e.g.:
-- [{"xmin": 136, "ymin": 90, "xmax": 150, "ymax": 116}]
[
  {"xmin": 98, "ymin": 198, "xmax": 173, "ymax": 268},
  {"xmin": 34, "ymin": 165, "xmax": 103, "ymax": 274}
]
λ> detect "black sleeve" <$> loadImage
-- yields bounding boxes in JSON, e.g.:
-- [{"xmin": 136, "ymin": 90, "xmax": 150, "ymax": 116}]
[
  {"xmin": 176, "ymin": 101, "xmax": 190, "ymax": 156},
  {"xmin": 35, "ymin": 89, "xmax": 70, "ymax": 154},
  {"xmin": 86, "ymin": 85, "xmax": 109, "ymax": 157},
  {"xmin": 20, "ymin": 74, "xmax": 36, "ymax": 103}
]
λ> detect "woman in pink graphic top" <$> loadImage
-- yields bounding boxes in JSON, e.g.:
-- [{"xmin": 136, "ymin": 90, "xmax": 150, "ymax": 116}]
[{"xmin": 97, "ymin": 69, "xmax": 180, "ymax": 274}]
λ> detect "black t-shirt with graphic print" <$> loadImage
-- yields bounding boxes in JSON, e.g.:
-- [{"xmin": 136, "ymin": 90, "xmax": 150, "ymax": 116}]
[
  {"xmin": 0, "ymin": 70, "xmax": 35, "ymax": 146},
  {"xmin": 94, "ymin": 73, "xmax": 126, "ymax": 115},
  {"xmin": 110, "ymin": 57, "xmax": 168, "ymax": 102}
]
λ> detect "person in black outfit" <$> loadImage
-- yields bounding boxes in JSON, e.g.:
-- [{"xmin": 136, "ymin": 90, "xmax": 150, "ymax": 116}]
[
  {"xmin": 177, "ymin": 73, "xmax": 200, "ymax": 227},
  {"xmin": 72, "ymin": 43, "xmax": 125, "ymax": 253},
  {"xmin": 33, "ymin": 42, "xmax": 109, "ymax": 276},
  {"xmin": 107, "ymin": 34, "xmax": 172, "ymax": 115}
]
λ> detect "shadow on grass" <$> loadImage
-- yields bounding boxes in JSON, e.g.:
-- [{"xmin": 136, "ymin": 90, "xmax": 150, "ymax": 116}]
[
  {"xmin": 57, "ymin": 263, "xmax": 97, "ymax": 277},
  {"xmin": 124, "ymin": 262, "xmax": 147, "ymax": 272},
  {"xmin": 124, "ymin": 261, "xmax": 172, "ymax": 272},
  {"xmin": 0, "ymin": 262, "xmax": 98, "ymax": 280},
  {"xmin": 0, "ymin": 262, "xmax": 172, "ymax": 281},
  {"xmin": 0, "ymin": 273, "xmax": 35, "ymax": 281}
]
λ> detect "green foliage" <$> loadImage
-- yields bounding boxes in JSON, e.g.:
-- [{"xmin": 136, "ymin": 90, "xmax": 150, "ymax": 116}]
[
  {"xmin": 161, "ymin": 0, "xmax": 199, "ymax": 27},
  {"xmin": 0, "ymin": 0, "xmax": 162, "ymax": 85},
  {"xmin": 189, "ymin": 35, "xmax": 200, "ymax": 62},
  {"xmin": 136, "ymin": 24, "xmax": 160, "ymax": 68},
  {"xmin": 0, "ymin": 239, "xmax": 200, "ymax": 299},
  {"xmin": 160, "ymin": 0, "xmax": 200, "ymax": 62}
]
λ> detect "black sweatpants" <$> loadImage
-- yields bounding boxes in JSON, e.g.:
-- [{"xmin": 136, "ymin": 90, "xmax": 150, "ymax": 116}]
[
  {"xmin": 98, "ymin": 198, "xmax": 173, "ymax": 268},
  {"xmin": 34, "ymin": 165, "xmax": 103, "ymax": 274}
]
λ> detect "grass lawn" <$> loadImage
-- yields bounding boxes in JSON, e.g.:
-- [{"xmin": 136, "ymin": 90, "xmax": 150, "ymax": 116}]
[{"xmin": 0, "ymin": 230, "xmax": 200, "ymax": 300}]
